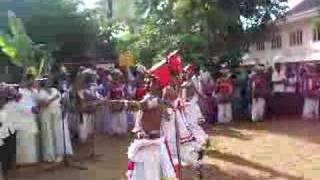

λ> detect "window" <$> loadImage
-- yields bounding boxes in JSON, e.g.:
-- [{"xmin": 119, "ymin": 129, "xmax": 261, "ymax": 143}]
[
  {"xmin": 289, "ymin": 30, "xmax": 303, "ymax": 46},
  {"xmin": 271, "ymin": 35, "xmax": 282, "ymax": 49},
  {"xmin": 242, "ymin": 42, "xmax": 250, "ymax": 52},
  {"xmin": 313, "ymin": 25, "xmax": 320, "ymax": 42},
  {"xmin": 256, "ymin": 41, "xmax": 265, "ymax": 51}
]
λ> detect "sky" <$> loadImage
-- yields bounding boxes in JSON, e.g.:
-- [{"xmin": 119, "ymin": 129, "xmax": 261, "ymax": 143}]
[
  {"xmin": 288, "ymin": 0, "xmax": 304, "ymax": 9},
  {"xmin": 82, "ymin": 0, "xmax": 305, "ymax": 9},
  {"xmin": 82, "ymin": 0, "xmax": 98, "ymax": 9}
]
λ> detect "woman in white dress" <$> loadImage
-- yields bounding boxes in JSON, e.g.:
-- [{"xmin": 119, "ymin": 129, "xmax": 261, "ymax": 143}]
[
  {"xmin": 14, "ymin": 78, "xmax": 40, "ymax": 165},
  {"xmin": 38, "ymin": 79, "xmax": 73, "ymax": 162}
]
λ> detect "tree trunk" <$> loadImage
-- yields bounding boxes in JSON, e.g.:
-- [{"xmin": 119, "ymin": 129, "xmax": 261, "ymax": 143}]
[{"xmin": 107, "ymin": 0, "xmax": 113, "ymax": 19}]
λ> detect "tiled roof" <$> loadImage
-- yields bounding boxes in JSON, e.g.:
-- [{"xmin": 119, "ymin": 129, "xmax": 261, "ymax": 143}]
[{"xmin": 288, "ymin": 0, "xmax": 320, "ymax": 15}]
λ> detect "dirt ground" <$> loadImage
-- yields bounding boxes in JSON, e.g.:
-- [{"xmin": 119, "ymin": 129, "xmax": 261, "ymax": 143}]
[{"xmin": 9, "ymin": 118, "xmax": 320, "ymax": 180}]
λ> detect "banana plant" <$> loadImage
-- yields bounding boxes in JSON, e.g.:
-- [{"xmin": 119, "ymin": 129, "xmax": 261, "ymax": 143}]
[{"xmin": 0, "ymin": 10, "xmax": 51, "ymax": 77}]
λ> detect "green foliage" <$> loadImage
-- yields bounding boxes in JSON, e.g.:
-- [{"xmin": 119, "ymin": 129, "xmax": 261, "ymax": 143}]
[
  {"xmin": 0, "ymin": 11, "xmax": 53, "ymax": 76},
  {"xmin": 106, "ymin": 0, "xmax": 287, "ymax": 69},
  {"xmin": 0, "ymin": 0, "xmax": 115, "ymax": 63}
]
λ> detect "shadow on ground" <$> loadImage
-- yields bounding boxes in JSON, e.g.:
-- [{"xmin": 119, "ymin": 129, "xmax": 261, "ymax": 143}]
[
  {"xmin": 204, "ymin": 150, "xmax": 304, "ymax": 180},
  {"xmin": 206, "ymin": 118, "xmax": 320, "ymax": 145},
  {"xmin": 207, "ymin": 124, "xmax": 252, "ymax": 141}
]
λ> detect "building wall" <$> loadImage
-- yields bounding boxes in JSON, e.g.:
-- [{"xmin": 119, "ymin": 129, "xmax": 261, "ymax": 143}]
[{"xmin": 244, "ymin": 15, "xmax": 320, "ymax": 65}]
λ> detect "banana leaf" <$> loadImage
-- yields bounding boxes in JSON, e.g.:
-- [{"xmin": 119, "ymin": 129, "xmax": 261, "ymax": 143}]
[{"xmin": 0, "ymin": 11, "xmax": 41, "ymax": 72}]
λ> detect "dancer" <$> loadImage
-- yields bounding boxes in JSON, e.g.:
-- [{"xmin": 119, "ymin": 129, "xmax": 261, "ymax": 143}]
[
  {"xmin": 182, "ymin": 66, "xmax": 209, "ymax": 145},
  {"xmin": 163, "ymin": 70, "xmax": 208, "ymax": 179},
  {"xmin": 127, "ymin": 76, "xmax": 177, "ymax": 180},
  {"xmin": 76, "ymin": 69, "xmax": 101, "ymax": 143}
]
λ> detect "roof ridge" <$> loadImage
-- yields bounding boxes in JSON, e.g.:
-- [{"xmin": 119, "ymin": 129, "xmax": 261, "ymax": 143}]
[{"xmin": 288, "ymin": 0, "xmax": 320, "ymax": 15}]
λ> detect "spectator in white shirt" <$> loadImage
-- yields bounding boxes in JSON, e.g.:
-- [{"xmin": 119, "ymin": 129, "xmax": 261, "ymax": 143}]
[{"xmin": 272, "ymin": 63, "xmax": 286, "ymax": 93}]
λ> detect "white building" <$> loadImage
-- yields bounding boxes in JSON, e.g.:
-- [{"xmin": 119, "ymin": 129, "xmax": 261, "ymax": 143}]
[{"xmin": 244, "ymin": 0, "xmax": 320, "ymax": 65}]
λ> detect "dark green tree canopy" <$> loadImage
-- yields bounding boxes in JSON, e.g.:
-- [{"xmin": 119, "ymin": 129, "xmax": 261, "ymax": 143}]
[
  {"xmin": 0, "ymin": 0, "xmax": 116, "ymax": 63},
  {"xmin": 106, "ymin": 0, "xmax": 287, "ymax": 69}
]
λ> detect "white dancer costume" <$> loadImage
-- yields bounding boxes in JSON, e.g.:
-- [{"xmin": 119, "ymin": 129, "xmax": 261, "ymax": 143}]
[
  {"xmin": 127, "ymin": 93, "xmax": 177, "ymax": 180},
  {"xmin": 182, "ymin": 81, "xmax": 209, "ymax": 147}
]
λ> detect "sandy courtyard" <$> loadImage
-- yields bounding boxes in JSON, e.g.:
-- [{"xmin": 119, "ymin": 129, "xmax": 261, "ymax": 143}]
[{"xmin": 9, "ymin": 118, "xmax": 320, "ymax": 180}]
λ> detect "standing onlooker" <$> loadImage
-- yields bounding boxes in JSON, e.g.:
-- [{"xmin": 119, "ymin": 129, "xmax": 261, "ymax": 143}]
[
  {"xmin": 96, "ymin": 68, "xmax": 112, "ymax": 134},
  {"xmin": 109, "ymin": 69, "xmax": 128, "ymax": 135},
  {"xmin": 193, "ymin": 67, "xmax": 215, "ymax": 123},
  {"xmin": 272, "ymin": 63, "xmax": 286, "ymax": 93},
  {"xmin": 15, "ymin": 75, "xmax": 40, "ymax": 165},
  {"xmin": 271, "ymin": 63, "xmax": 286, "ymax": 117},
  {"xmin": 215, "ymin": 66, "xmax": 234, "ymax": 123},
  {"xmin": 285, "ymin": 64, "xmax": 298, "ymax": 93},
  {"xmin": 250, "ymin": 65, "xmax": 268, "ymax": 122},
  {"xmin": 38, "ymin": 78, "xmax": 72, "ymax": 163},
  {"xmin": 302, "ymin": 64, "xmax": 320, "ymax": 120},
  {"xmin": 284, "ymin": 63, "xmax": 302, "ymax": 116}
]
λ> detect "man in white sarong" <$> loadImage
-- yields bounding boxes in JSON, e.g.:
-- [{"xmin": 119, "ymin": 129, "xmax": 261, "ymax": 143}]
[
  {"xmin": 127, "ymin": 77, "xmax": 177, "ymax": 180},
  {"xmin": 215, "ymin": 66, "xmax": 234, "ymax": 123},
  {"xmin": 271, "ymin": 63, "xmax": 286, "ymax": 117},
  {"xmin": 285, "ymin": 64, "xmax": 298, "ymax": 93},
  {"xmin": 250, "ymin": 65, "xmax": 268, "ymax": 122},
  {"xmin": 272, "ymin": 63, "xmax": 286, "ymax": 93},
  {"xmin": 302, "ymin": 64, "xmax": 320, "ymax": 120}
]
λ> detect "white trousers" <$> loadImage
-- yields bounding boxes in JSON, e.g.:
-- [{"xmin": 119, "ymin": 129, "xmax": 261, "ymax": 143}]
[
  {"xmin": 303, "ymin": 97, "xmax": 319, "ymax": 120},
  {"xmin": 218, "ymin": 103, "xmax": 232, "ymax": 123},
  {"xmin": 251, "ymin": 98, "xmax": 266, "ymax": 122}
]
